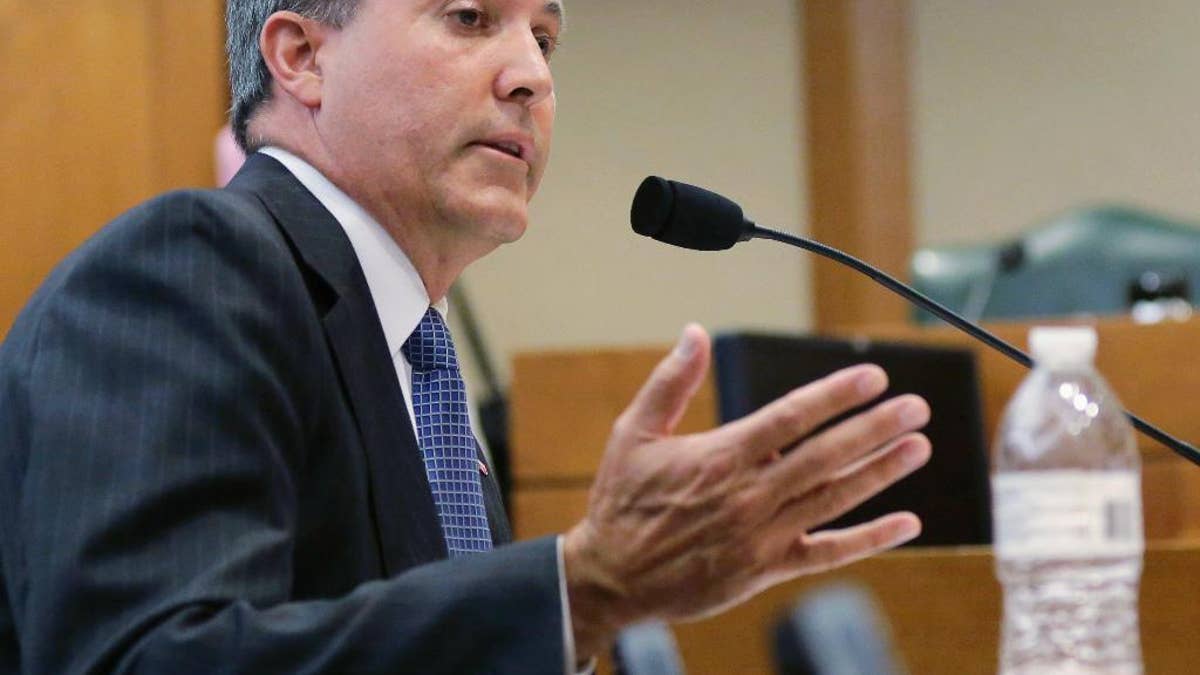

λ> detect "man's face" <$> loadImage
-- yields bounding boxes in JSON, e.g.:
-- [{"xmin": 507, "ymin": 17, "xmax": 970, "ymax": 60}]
[{"xmin": 315, "ymin": 0, "xmax": 562, "ymax": 248}]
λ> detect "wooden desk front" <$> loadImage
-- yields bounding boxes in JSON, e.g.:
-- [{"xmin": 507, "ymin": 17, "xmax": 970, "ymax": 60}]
[{"xmin": 509, "ymin": 318, "xmax": 1200, "ymax": 673}]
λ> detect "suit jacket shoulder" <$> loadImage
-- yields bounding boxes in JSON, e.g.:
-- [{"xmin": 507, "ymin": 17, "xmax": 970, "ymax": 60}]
[{"xmin": 0, "ymin": 158, "xmax": 562, "ymax": 674}]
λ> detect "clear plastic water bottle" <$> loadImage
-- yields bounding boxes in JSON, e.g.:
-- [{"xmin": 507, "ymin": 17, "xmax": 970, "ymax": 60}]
[{"xmin": 992, "ymin": 326, "xmax": 1144, "ymax": 675}]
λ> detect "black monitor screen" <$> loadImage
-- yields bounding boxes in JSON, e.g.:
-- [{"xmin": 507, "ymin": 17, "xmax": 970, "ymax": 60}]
[{"xmin": 713, "ymin": 332, "xmax": 991, "ymax": 546}]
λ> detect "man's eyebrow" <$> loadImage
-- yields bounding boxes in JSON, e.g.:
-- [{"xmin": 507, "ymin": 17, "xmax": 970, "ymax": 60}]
[{"xmin": 543, "ymin": 1, "xmax": 566, "ymax": 29}]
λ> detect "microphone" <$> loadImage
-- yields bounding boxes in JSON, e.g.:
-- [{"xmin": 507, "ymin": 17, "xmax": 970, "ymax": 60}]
[
  {"xmin": 630, "ymin": 176, "xmax": 1200, "ymax": 467},
  {"xmin": 631, "ymin": 176, "xmax": 754, "ymax": 250}
]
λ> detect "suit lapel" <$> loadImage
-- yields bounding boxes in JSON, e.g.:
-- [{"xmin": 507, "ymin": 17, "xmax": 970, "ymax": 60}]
[
  {"xmin": 477, "ymin": 448, "xmax": 513, "ymax": 546},
  {"xmin": 228, "ymin": 154, "xmax": 448, "ymax": 573}
]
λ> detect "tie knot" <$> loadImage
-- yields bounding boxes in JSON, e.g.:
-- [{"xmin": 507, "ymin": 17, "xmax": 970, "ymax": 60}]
[{"xmin": 401, "ymin": 308, "xmax": 459, "ymax": 372}]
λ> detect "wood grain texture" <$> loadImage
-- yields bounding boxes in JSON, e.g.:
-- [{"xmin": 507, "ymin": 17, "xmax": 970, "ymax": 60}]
[
  {"xmin": 146, "ymin": 0, "xmax": 227, "ymax": 193},
  {"xmin": 512, "ymin": 485, "xmax": 589, "ymax": 541},
  {"xmin": 803, "ymin": 0, "xmax": 915, "ymax": 330},
  {"xmin": 509, "ymin": 347, "xmax": 717, "ymax": 482},
  {"xmin": 0, "ymin": 1, "xmax": 226, "ymax": 339}
]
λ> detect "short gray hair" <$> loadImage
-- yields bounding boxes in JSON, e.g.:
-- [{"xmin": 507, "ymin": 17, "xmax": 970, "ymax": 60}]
[{"xmin": 226, "ymin": 0, "xmax": 360, "ymax": 151}]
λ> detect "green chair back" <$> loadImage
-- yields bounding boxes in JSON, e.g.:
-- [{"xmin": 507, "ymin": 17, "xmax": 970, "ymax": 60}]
[{"xmin": 910, "ymin": 205, "xmax": 1200, "ymax": 324}]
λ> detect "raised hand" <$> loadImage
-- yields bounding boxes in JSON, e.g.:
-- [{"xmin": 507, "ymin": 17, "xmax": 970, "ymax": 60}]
[{"xmin": 563, "ymin": 324, "xmax": 931, "ymax": 657}]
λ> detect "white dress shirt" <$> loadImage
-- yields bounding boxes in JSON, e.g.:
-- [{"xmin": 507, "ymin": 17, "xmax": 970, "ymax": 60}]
[{"xmin": 259, "ymin": 147, "xmax": 582, "ymax": 674}]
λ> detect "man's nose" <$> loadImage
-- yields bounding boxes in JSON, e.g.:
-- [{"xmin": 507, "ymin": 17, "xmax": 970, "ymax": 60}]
[{"xmin": 493, "ymin": 31, "xmax": 554, "ymax": 107}]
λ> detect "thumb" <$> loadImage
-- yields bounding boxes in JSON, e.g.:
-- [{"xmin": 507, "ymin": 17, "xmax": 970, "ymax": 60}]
[{"xmin": 621, "ymin": 323, "xmax": 711, "ymax": 436}]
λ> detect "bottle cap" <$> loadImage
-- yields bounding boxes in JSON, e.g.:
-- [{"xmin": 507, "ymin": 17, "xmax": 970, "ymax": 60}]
[{"xmin": 1029, "ymin": 326, "xmax": 1098, "ymax": 368}]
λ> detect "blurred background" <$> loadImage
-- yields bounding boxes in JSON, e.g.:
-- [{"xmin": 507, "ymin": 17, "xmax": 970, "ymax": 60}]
[{"xmin": 4, "ymin": 0, "xmax": 1200, "ymax": 391}]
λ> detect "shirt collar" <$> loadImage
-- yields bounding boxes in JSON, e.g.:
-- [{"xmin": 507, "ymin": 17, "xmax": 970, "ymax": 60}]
[{"xmin": 259, "ymin": 146, "xmax": 448, "ymax": 358}]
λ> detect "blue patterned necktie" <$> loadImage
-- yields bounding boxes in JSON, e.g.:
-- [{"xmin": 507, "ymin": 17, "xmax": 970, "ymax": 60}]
[{"xmin": 401, "ymin": 307, "xmax": 493, "ymax": 557}]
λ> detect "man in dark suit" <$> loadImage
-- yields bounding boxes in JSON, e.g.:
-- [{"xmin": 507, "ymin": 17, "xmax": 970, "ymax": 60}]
[{"xmin": 0, "ymin": 1, "xmax": 934, "ymax": 672}]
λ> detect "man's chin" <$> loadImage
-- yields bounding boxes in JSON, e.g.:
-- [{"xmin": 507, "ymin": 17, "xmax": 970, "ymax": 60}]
[
  {"xmin": 452, "ymin": 190, "xmax": 530, "ymax": 244},
  {"xmin": 489, "ymin": 214, "xmax": 529, "ymax": 245}
]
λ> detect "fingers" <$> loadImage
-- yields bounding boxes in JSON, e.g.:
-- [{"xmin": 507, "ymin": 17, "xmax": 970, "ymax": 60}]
[
  {"xmin": 713, "ymin": 364, "xmax": 889, "ymax": 461},
  {"xmin": 779, "ymin": 512, "xmax": 922, "ymax": 577},
  {"xmin": 617, "ymin": 324, "xmax": 711, "ymax": 436},
  {"xmin": 767, "ymin": 394, "xmax": 930, "ymax": 499},
  {"xmin": 758, "ymin": 433, "xmax": 930, "ymax": 564}
]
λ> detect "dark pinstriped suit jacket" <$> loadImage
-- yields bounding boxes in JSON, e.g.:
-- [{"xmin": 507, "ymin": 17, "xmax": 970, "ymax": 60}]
[{"xmin": 0, "ymin": 154, "xmax": 564, "ymax": 673}]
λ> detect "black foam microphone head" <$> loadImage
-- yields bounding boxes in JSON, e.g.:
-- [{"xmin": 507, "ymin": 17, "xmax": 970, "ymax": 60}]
[{"xmin": 631, "ymin": 176, "xmax": 750, "ymax": 251}]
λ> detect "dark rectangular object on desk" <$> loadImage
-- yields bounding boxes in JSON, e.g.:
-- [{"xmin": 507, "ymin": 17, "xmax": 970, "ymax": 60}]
[{"xmin": 713, "ymin": 332, "xmax": 991, "ymax": 546}]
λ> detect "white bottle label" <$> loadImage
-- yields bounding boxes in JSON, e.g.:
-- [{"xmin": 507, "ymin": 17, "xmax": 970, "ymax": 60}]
[{"xmin": 992, "ymin": 471, "xmax": 1144, "ymax": 559}]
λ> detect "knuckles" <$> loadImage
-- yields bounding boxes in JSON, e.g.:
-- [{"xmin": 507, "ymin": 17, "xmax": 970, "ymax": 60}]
[{"xmin": 771, "ymin": 402, "xmax": 812, "ymax": 442}]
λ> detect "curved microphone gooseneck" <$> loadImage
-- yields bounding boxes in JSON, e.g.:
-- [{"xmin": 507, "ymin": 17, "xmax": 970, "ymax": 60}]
[{"xmin": 630, "ymin": 175, "xmax": 1200, "ymax": 468}]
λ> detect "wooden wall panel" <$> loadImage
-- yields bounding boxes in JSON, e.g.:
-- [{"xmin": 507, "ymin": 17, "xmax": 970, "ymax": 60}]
[
  {"xmin": 804, "ymin": 0, "xmax": 915, "ymax": 330},
  {"xmin": 2, "ymin": 4, "xmax": 154, "ymax": 336},
  {"xmin": 146, "ymin": 1, "xmax": 227, "ymax": 192},
  {"xmin": 509, "ymin": 347, "xmax": 717, "ymax": 483},
  {"xmin": 513, "ymin": 485, "xmax": 590, "ymax": 541},
  {"xmin": 0, "ymin": 1, "xmax": 226, "ymax": 338}
]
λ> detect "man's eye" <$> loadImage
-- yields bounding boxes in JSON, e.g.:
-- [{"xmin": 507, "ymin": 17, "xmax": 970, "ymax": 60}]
[
  {"xmin": 536, "ymin": 34, "xmax": 559, "ymax": 58},
  {"xmin": 453, "ymin": 9, "xmax": 484, "ymax": 28}
]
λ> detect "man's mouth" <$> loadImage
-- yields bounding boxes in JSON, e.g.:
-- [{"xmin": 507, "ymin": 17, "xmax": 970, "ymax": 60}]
[
  {"xmin": 486, "ymin": 141, "xmax": 523, "ymax": 159},
  {"xmin": 472, "ymin": 135, "xmax": 532, "ymax": 164}
]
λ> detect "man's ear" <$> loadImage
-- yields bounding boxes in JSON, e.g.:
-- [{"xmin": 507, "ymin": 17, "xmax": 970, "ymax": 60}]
[{"xmin": 259, "ymin": 11, "xmax": 331, "ymax": 109}]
